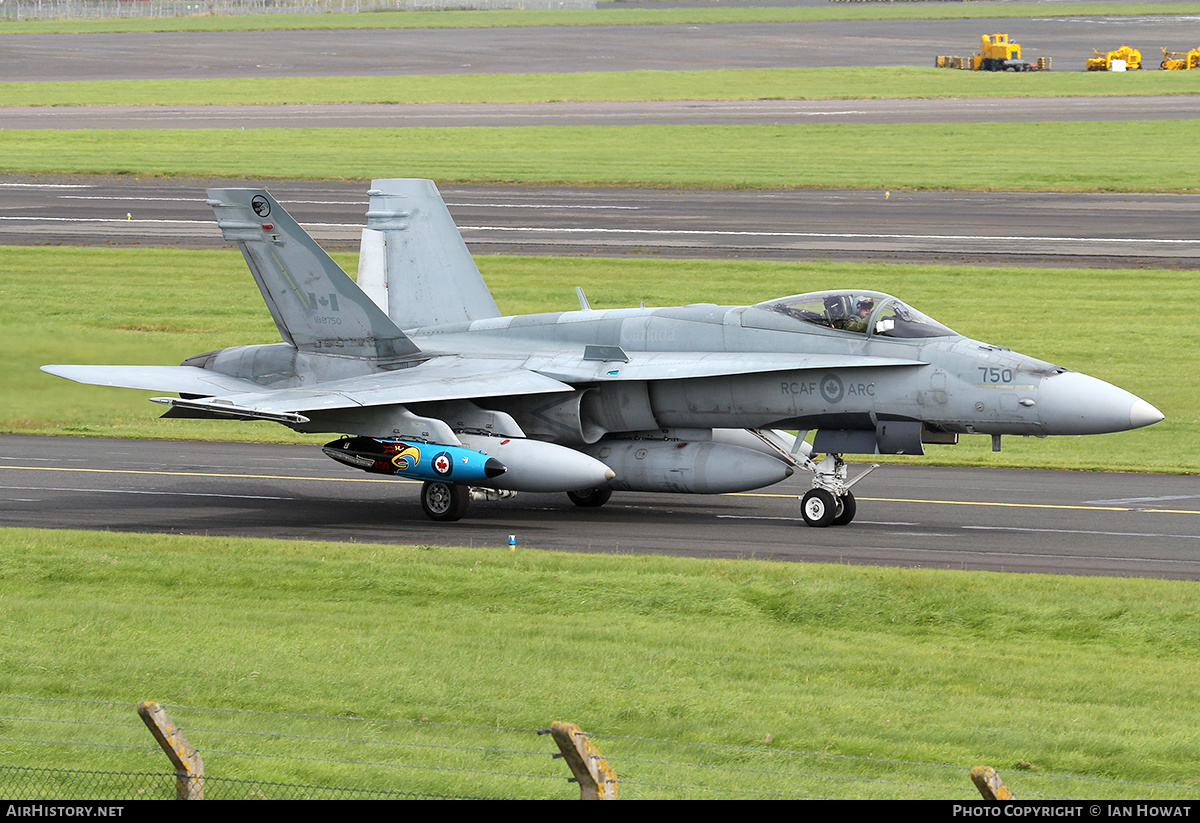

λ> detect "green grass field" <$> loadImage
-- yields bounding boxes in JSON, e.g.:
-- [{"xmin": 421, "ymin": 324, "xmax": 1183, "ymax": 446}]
[
  {"xmin": 3, "ymin": 528, "xmax": 1198, "ymax": 799},
  {"xmin": 4, "ymin": 121, "xmax": 1199, "ymax": 191},
  {"xmin": 4, "ymin": 66, "xmax": 1197, "ymax": 107}
]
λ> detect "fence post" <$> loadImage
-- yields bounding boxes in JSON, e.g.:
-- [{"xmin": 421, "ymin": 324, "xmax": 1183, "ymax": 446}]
[
  {"xmin": 543, "ymin": 721, "xmax": 618, "ymax": 799},
  {"xmin": 137, "ymin": 701, "xmax": 204, "ymax": 800},
  {"xmin": 970, "ymin": 765, "xmax": 1013, "ymax": 800}
]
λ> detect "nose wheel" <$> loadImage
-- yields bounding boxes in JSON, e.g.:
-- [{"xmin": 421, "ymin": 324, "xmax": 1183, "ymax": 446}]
[
  {"xmin": 831, "ymin": 490, "xmax": 856, "ymax": 526},
  {"xmin": 798, "ymin": 454, "xmax": 874, "ymax": 527},
  {"xmin": 800, "ymin": 488, "xmax": 857, "ymax": 527}
]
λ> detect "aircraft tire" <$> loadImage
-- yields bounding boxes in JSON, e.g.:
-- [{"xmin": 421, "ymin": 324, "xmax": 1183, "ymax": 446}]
[
  {"xmin": 831, "ymin": 491, "xmax": 857, "ymax": 526},
  {"xmin": 421, "ymin": 481, "xmax": 469, "ymax": 522},
  {"xmin": 800, "ymin": 489, "xmax": 837, "ymax": 527},
  {"xmin": 567, "ymin": 486, "xmax": 613, "ymax": 508}
]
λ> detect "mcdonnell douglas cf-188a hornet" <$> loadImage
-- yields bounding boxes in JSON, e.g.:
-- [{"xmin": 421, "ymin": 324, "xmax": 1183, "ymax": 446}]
[{"xmin": 43, "ymin": 180, "xmax": 1164, "ymax": 525}]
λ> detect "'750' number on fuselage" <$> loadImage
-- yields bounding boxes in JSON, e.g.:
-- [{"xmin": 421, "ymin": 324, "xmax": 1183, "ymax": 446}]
[{"xmin": 978, "ymin": 367, "xmax": 1015, "ymax": 384}]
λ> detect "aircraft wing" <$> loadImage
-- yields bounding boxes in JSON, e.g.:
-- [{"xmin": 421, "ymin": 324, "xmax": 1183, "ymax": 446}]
[
  {"xmin": 45, "ymin": 352, "xmax": 922, "ymax": 420},
  {"xmin": 534, "ymin": 351, "xmax": 927, "ymax": 383},
  {"xmin": 44, "ymin": 357, "xmax": 572, "ymax": 424}
]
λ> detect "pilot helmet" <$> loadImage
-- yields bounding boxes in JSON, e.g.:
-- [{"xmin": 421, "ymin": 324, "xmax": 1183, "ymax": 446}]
[{"xmin": 855, "ymin": 296, "xmax": 875, "ymax": 314}]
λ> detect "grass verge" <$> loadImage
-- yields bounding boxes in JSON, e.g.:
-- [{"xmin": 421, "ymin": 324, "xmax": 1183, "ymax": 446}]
[
  {"xmin": 4, "ymin": 67, "xmax": 1197, "ymax": 107},
  {"xmin": 5, "ymin": 247, "xmax": 1193, "ymax": 472},
  {"xmin": 3, "ymin": 122, "xmax": 1199, "ymax": 191},
  {"xmin": 2, "ymin": 527, "xmax": 1198, "ymax": 799}
]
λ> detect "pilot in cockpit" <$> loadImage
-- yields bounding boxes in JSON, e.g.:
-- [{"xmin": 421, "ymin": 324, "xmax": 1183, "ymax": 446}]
[{"xmin": 842, "ymin": 296, "xmax": 875, "ymax": 333}]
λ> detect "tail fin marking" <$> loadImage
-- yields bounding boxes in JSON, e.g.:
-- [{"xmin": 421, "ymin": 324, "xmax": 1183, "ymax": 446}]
[{"xmin": 208, "ymin": 188, "xmax": 421, "ymax": 361}]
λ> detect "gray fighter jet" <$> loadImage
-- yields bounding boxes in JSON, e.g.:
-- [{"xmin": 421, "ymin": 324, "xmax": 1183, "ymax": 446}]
[{"xmin": 42, "ymin": 180, "xmax": 1164, "ymax": 525}]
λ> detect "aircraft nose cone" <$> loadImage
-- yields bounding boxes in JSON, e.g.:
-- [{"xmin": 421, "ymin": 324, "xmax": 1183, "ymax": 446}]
[
  {"xmin": 1038, "ymin": 371, "xmax": 1164, "ymax": 434},
  {"xmin": 1129, "ymin": 398, "xmax": 1166, "ymax": 430}
]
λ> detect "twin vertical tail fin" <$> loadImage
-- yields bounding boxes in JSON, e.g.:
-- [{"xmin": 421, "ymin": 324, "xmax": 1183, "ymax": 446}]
[
  {"xmin": 359, "ymin": 178, "xmax": 502, "ymax": 329},
  {"xmin": 207, "ymin": 188, "xmax": 421, "ymax": 362}
]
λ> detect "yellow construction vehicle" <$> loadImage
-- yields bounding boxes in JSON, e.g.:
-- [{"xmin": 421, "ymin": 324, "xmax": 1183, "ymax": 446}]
[
  {"xmin": 1161, "ymin": 47, "xmax": 1200, "ymax": 70},
  {"xmin": 1086, "ymin": 45, "xmax": 1142, "ymax": 71},
  {"xmin": 935, "ymin": 33, "xmax": 1048, "ymax": 72},
  {"xmin": 970, "ymin": 33, "xmax": 1046, "ymax": 72}
]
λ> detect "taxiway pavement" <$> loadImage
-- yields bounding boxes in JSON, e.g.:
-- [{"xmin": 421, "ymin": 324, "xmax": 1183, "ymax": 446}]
[
  {"xmin": 5, "ymin": 16, "xmax": 1198, "ymax": 80},
  {"xmin": 3, "ymin": 435, "xmax": 1198, "ymax": 579},
  {"xmin": 3, "ymin": 176, "xmax": 1197, "ymax": 267}
]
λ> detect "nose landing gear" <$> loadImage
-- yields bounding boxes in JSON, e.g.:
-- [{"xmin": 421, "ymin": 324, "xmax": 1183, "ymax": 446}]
[{"xmin": 799, "ymin": 454, "xmax": 876, "ymax": 528}]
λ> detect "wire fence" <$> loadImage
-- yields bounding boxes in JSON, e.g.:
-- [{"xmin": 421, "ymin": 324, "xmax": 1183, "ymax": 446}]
[
  {"xmin": 1, "ymin": 695, "xmax": 1198, "ymax": 801},
  {"xmin": 0, "ymin": 766, "xmax": 478, "ymax": 800},
  {"xmin": 0, "ymin": 0, "xmax": 595, "ymax": 22}
]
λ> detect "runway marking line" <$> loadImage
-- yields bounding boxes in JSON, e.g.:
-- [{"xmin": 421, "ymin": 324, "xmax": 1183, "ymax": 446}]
[
  {"xmin": 1, "ymin": 464, "xmax": 408, "ymax": 484},
  {"xmin": 5, "ymin": 464, "xmax": 1198, "ymax": 515},
  {"xmin": 1, "ymin": 215, "xmax": 1196, "ymax": 248},
  {"xmin": 1, "ymin": 484, "xmax": 292, "ymax": 501}
]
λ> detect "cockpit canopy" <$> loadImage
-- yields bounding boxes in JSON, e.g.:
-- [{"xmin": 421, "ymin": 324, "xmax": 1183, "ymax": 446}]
[{"xmin": 750, "ymin": 290, "xmax": 957, "ymax": 339}]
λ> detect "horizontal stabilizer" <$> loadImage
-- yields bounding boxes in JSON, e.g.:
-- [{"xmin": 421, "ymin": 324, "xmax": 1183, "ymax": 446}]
[{"xmin": 41, "ymin": 364, "xmax": 262, "ymax": 395}]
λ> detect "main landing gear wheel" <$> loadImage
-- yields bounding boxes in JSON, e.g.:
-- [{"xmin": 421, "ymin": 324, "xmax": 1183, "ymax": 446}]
[
  {"xmin": 567, "ymin": 486, "xmax": 613, "ymax": 508},
  {"xmin": 800, "ymin": 488, "xmax": 837, "ymax": 527},
  {"xmin": 421, "ymin": 481, "xmax": 469, "ymax": 522}
]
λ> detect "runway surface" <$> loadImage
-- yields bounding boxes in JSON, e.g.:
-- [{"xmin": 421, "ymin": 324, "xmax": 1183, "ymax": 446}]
[
  {"xmin": 5, "ymin": 16, "xmax": 1199, "ymax": 80},
  {"xmin": 3, "ymin": 175, "xmax": 1198, "ymax": 267},
  {"xmin": 3, "ymin": 435, "xmax": 1198, "ymax": 579}
]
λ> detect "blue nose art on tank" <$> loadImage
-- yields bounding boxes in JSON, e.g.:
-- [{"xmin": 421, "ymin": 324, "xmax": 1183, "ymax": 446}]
[
  {"xmin": 1037, "ymin": 371, "xmax": 1164, "ymax": 435},
  {"xmin": 322, "ymin": 436, "xmax": 510, "ymax": 484}
]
